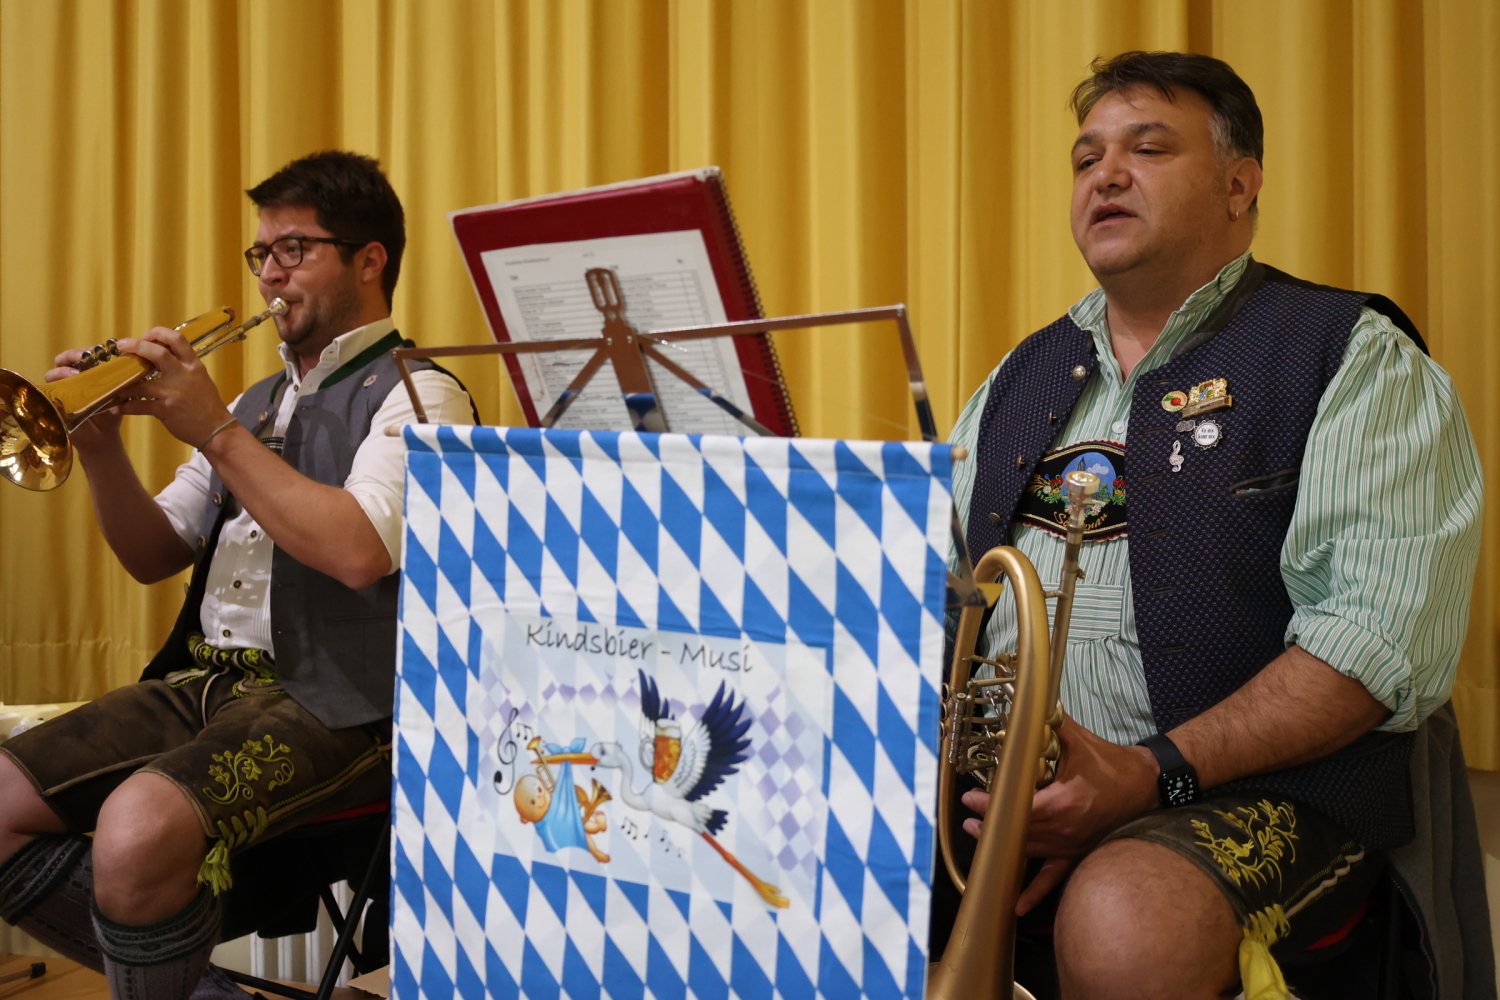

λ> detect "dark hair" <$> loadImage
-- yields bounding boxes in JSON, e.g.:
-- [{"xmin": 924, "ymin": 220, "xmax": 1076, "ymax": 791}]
[
  {"xmin": 1069, "ymin": 51, "xmax": 1263, "ymax": 165},
  {"xmin": 246, "ymin": 151, "xmax": 405, "ymax": 306}
]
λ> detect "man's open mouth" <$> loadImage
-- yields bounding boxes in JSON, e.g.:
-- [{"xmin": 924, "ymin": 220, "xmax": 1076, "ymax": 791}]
[{"xmin": 1092, "ymin": 204, "xmax": 1134, "ymax": 225}]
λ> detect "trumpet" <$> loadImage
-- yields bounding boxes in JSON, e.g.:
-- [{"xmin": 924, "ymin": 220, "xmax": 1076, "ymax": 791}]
[
  {"xmin": 0, "ymin": 299, "xmax": 287, "ymax": 491},
  {"xmin": 928, "ymin": 468, "xmax": 1100, "ymax": 1000}
]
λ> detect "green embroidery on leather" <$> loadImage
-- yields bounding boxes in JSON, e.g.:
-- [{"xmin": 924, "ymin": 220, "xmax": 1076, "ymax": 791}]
[
  {"xmin": 204, "ymin": 736, "xmax": 296, "ymax": 805},
  {"xmin": 181, "ymin": 634, "xmax": 283, "ymax": 696}
]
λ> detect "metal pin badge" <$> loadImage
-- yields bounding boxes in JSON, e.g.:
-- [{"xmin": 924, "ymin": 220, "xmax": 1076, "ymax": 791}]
[
  {"xmin": 1161, "ymin": 390, "xmax": 1188, "ymax": 412},
  {"xmin": 363, "ymin": 375, "xmax": 378, "ymax": 388},
  {"xmin": 1168, "ymin": 440, "xmax": 1185, "ymax": 473},
  {"xmin": 1192, "ymin": 419, "xmax": 1223, "ymax": 449},
  {"xmin": 1176, "ymin": 419, "xmax": 1196, "ymax": 433},
  {"xmin": 1181, "ymin": 377, "xmax": 1232, "ymax": 418},
  {"xmin": 1072, "ymin": 365, "xmax": 1088, "ymax": 380}
]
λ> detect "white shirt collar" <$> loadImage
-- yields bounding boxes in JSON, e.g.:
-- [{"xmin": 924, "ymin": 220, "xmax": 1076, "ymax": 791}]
[{"xmin": 278, "ymin": 316, "xmax": 397, "ymax": 392}]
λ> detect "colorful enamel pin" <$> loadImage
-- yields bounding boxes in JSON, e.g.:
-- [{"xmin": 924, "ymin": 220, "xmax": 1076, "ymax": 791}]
[
  {"xmin": 1161, "ymin": 390, "xmax": 1188, "ymax": 412},
  {"xmin": 1181, "ymin": 377, "xmax": 1231, "ymax": 418}
]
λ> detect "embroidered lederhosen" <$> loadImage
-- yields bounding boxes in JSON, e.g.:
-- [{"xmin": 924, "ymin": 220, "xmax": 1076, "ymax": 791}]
[{"xmin": 0, "ymin": 651, "xmax": 392, "ymax": 892}]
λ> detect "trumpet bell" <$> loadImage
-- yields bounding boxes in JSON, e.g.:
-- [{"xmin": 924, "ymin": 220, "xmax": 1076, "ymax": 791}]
[
  {"xmin": 0, "ymin": 368, "xmax": 71, "ymax": 491},
  {"xmin": 0, "ymin": 304, "xmax": 259, "ymax": 493}
]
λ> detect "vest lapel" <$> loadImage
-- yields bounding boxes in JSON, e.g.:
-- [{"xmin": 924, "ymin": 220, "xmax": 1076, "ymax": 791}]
[{"xmin": 965, "ymin": 317, "xmax": 1096, "ymax": 564}]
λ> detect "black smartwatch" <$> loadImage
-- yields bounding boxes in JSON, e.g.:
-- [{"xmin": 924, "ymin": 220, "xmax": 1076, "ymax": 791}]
[{"xmin": 1137, "ymin": 733, "xmax": 1199, "ymax": 808}]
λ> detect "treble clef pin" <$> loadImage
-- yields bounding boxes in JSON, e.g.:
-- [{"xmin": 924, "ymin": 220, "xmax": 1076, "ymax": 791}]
[{"xmin": 1168, "ymin": 440, "xmax": 1185, "ymax": 473}]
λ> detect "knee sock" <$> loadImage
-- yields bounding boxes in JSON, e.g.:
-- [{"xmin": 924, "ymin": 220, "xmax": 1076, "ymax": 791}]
[
  {"xmin": 0, "ymin": 834, "xmax": 104, "ymax": 971},
  {"xmin": 93, "ymin": 888, "xmax": 222, "ymax": 1000},
  {"xmin": 192, "ymin": 963, "xmax": 253, "ymax": 1000}
]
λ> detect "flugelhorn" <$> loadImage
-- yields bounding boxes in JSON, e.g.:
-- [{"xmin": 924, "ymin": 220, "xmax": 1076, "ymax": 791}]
[
  {"xmin": 0, "ymin": 299, "xmax": 287, "ymax": 491},
  {"xmin": 928, "ymin": 468, "xmax": 1100, "ymax": 1000}
]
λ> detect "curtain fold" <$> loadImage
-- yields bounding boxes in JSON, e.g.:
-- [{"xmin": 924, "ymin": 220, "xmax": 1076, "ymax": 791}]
[{"xmin": 2, "ymin": 0, "xmax": 1496, "ymax": 766}]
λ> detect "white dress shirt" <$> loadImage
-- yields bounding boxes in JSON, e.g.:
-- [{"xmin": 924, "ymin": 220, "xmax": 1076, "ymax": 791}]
[{"xmin": 154, "ymin": 317, "xmax": 473, "ymax": 655}]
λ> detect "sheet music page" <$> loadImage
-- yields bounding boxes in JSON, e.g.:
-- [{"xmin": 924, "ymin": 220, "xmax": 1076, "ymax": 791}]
[{"xmin": 482, "ymin": 230, "xmax": 756, "ymax": 433}]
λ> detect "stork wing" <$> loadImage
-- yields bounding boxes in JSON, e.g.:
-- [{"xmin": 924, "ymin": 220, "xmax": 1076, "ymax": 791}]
[
  {"xmin": 638, "ymin": 668, "xmax": 669, "ymax": 723},
  {"xmin": 665, "ymin": 725, "xmax": 706, "ymax": 800},
  {"xmin": 676, "ymin": 681, "xmax": 753, "ymax": 803}
]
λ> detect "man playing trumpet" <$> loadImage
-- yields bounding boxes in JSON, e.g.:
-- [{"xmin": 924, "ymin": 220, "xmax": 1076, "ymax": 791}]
[
  {"xmin": 0, "ymin": 151, "xmax": 472, "ymax": 999},
  {"xmin": 949, "ymin": 52, "xmax": 1483, "ymax": 998}
]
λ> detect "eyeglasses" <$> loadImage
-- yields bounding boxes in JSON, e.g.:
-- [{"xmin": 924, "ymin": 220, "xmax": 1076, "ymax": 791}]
[{"xmin": 244, "ymin": 236, "xmax": 369, "ymax": 276}]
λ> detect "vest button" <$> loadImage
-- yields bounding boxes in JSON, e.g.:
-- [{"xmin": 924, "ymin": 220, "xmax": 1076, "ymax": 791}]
[
  {"xmin": 1015, "ymin": 454, "xmax": 1026, "ymax": 468},
  {"xmin": 212, "ymin": 493, "xmax": 223, "ymax": 506},
  {"xmin": 196, "ymin": 536, "xmax": 206, "ymax": 548},
  {"xmin": 1072, "ymin": 365, "xmax": 1088, "ymax": 380}
]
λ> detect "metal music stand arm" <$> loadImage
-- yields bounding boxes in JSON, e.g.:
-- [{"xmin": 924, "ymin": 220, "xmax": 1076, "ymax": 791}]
[{"xmin": 388, "ymin": 304, "xmax": 983, "ymax": 606}]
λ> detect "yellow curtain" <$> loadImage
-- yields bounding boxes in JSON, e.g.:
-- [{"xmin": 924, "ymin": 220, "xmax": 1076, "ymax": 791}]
[{"xmin": 2, "ymin": 0, "xmax": 1496, "ymax": 765}]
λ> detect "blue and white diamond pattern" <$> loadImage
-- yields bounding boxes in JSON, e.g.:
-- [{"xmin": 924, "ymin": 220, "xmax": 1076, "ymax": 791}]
[{"xmin": 395, "ymin": 426, "xmax": 954, "ymax": 1000}]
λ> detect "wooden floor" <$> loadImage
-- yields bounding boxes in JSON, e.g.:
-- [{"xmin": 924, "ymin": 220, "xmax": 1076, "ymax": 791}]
[{"xmin": 0, "ymin": 954, "xmax": 375, "ymax": 1000}]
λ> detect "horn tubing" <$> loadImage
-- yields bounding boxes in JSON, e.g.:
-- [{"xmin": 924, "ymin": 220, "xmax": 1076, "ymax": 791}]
[{"xmin": 930, "ymin": 546, "xmax": 1052, "ymax": 1000}]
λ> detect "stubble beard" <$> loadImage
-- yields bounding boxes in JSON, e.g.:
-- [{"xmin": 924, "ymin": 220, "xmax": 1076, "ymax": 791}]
[
  {"xmin": 1080, "ymin": 218, "xmax": 1164, "ymax": 280},
  {"xmin": 274, "ymin": 269, "xmax": 365, "ymax": 357}
]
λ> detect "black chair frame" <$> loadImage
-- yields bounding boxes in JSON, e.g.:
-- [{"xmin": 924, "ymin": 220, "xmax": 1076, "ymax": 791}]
[{"xmin": 224, "ymin": 822, "xmax": 390, "ymax": 1000}]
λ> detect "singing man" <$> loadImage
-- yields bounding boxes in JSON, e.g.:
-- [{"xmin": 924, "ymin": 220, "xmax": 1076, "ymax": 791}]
[
  {"xmin": 948, "ymin": 52, "xmax": 1483, "ymax": 998},
  {"xmin": 0, "ymin": 151, "xmax": 473, "ymax": 1000}
]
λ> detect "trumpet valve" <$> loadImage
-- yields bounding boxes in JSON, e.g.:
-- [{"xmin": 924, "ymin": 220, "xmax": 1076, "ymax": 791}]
[{"xmin": 74, "ymin": 340, "xmax": 121, "ymax": 372}]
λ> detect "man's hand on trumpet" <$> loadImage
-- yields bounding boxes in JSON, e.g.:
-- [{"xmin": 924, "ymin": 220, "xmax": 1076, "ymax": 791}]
[
  {"xmin": 960, "ymin": 714, "xmax": 1159, "ymax": 915},
  {"xmin": 107, "ymin": 328, "xmax": 236, "ymax": 452},
  {"xmin": 45, "ymin": 327, "xmax": 235, "ymax": 453},
  {"xmin": 44, "ymin": 349, "xmax": 126, "ymax": 452}
]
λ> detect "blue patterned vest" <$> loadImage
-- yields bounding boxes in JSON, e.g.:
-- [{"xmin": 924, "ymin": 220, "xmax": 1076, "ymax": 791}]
[{"xmin": 964, "ymin": 260, "xmax": 1428, "ymax": 848}]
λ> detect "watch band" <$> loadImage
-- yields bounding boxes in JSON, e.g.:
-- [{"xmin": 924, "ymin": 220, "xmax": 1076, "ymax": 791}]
[{"xmin": 1136, "ymin": 733, "xmax": 1200, "ymax": 808}]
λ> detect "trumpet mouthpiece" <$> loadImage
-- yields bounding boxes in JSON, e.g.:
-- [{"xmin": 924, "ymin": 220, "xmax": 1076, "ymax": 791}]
[{"xmin": 268, "ymin": 298, "xmax": 288, "ymax": 316}]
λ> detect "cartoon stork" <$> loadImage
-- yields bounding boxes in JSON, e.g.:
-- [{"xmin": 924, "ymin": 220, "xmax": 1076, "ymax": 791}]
[{"xmin": 592, "ymin": 669, "xmax": 788, "ymax": 908}]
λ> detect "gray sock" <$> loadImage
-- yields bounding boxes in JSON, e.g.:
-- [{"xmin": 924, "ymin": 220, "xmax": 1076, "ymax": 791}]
[
  {"xmin": 193, "ymin": 962, "xmax": 254, "ymax": 1000},
  {"xmin": 0, "ymin": 834, "xmax": 104, "ymax": 971},
  {"xmin": 93, "ymin": 888, "xmax": 223, "ymax": 1000}
]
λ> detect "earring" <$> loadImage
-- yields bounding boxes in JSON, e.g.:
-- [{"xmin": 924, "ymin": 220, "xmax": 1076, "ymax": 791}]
[{"xmin": 1231, "ymin": 208, "xmax": 1240, "ymax": 222}]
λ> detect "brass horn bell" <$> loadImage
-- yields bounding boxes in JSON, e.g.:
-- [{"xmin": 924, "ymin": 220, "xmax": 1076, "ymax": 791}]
[{"xmin": 0, "ymin": 300, "xmax": 286, "ymax": 491}]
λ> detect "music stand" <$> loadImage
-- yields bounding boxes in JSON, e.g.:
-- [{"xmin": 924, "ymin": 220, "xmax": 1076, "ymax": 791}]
[{"xmin": 389, "ymin": 277, "xmax": 989, "ymax": 609}]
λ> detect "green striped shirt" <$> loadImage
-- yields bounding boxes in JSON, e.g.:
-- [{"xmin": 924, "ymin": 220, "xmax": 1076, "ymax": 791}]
[{"xmin": 949, "ymin": 252, "xmax": 1483, "ymax": 744}]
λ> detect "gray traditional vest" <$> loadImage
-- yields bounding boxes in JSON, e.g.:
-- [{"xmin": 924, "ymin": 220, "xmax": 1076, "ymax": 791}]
[{"xmin": 142, "ymin": 331, "xmax": 461, "ymax": 729}]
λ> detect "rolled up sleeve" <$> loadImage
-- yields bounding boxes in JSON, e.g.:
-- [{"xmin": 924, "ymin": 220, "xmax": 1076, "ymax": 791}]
[
  {"xmin": 1282, "ymin": 308, "xmax": 1484, "ymax": 732},
  {"xmin": 344, "ymin": 369, "xmax": 475, "ymax": 575},
  {"xmin": 154, "ymin": 392, "xmax": 244, "ymax": 545}
]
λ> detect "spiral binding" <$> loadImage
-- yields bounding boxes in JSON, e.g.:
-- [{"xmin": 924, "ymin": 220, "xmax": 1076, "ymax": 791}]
[{"xmin": 707, "ymin": 171, "xmax": 800, "ymax": 438}]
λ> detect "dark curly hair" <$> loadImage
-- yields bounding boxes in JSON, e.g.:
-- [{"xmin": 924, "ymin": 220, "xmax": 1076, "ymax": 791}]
[
  {"xmin": 1069, "ymin": 51, "xmax": 1263, "ymax": 166},
  {"xmin": 247, "ymin": 151, "xmax": 405, "ymax": 306}
]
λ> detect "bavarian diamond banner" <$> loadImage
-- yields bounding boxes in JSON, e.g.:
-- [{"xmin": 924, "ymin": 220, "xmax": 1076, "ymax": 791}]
[{"xmin": 394, "ymin": 426, "xmax": 953, "ymax": 1000}]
